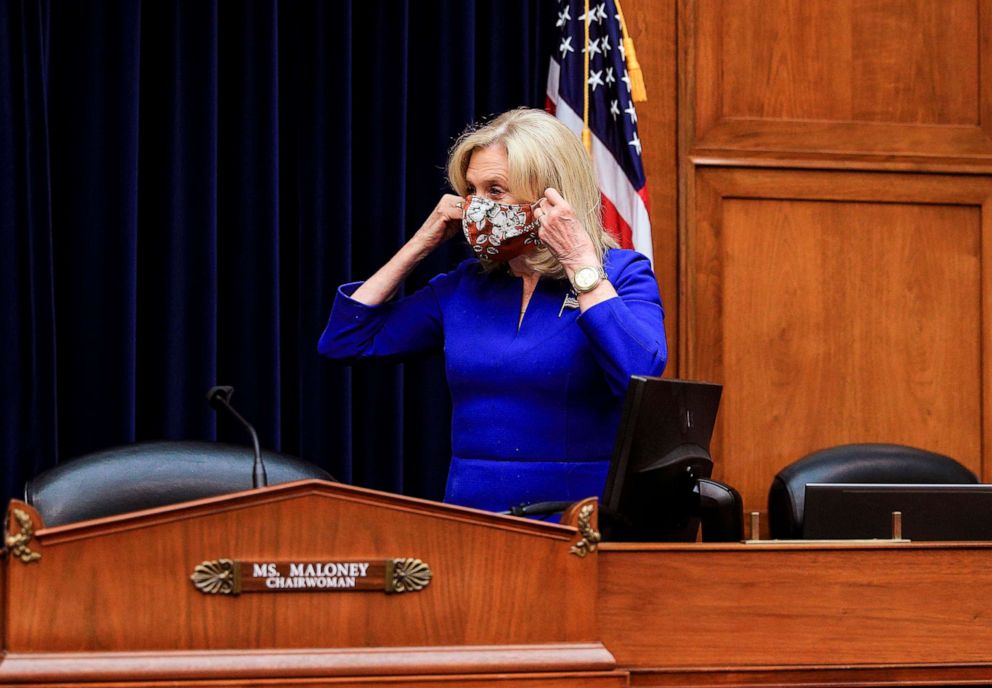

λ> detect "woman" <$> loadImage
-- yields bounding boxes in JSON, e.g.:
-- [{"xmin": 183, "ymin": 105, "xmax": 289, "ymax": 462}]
[{"xmin": 318, "ymin": 108, "xmax": 667, "ymax": 512}]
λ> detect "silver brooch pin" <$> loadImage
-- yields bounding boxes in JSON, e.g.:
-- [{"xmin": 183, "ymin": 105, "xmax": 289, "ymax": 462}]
[{"xmin": 558, "ymin": 290, "xmax": 580, "ymax": 317}]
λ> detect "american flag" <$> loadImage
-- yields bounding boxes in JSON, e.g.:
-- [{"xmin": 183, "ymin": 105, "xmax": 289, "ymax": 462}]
[{"xmin": 546, "ymin": 0, "xmax": 652, "ymax": 263}]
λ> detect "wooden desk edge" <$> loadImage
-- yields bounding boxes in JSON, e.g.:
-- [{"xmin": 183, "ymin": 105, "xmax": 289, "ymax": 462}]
[
  {"xmin": 0, "ymin": 642, "xmax": 617, "ymax": 681},
  {"xmin": 627, "ymin": 661, "xmax": 992, "ymax": 687},
  {"xmin": 599, "ymin": 540, "xmax": 992, "ymax": 552}
]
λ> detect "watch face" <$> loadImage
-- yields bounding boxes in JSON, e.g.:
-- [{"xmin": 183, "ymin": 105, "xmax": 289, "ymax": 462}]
[{"xmin": 575, "ymin": 267, "xmax": 599, "ymax": 290}]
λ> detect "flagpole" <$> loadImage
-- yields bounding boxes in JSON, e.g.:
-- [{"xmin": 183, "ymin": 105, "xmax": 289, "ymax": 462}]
[{"xmin": 581, "ymin": 0, "xmax": 592, "ymax": 154}]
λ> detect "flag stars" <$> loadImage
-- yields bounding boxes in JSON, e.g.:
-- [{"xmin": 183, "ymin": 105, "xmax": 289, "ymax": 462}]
[
  {"xmin": 559, "ymin": 36, "xmax": 575, "ymax": 58},
  {"xmin": 605, "ymin": 67, "xmax": 616, "ymax": 85},
  {"xmin": 588, "ymin": 69, "xmax": 605, "ymax": 91},
  {"xmin": 600, "ymin": 34, "xmax": 611, "ymax": 54},
  {"xmin": 624, "ymin": 102, "xmax": 638, "ymax": 123},
  {"xmin": 556, "ymin": 6, "xmax": 571, "ymax": 27},
  {"xmin": 593, "ymin": 3, "xmax": 608, "ymax": 23},
  {"xmin": 618, "ymin": 38, "xmax": 626, "ymax": 61},
  {"xmin": 584, "ymin": 37, "xmax": 602, "ymax": 57},
  {"xmin": 610, "ymin": 99, "xmax": 620, "ymax": 120},
  {"xmin": 621, "ymin": 70, "xmax": 632, "ymax": 92},
  {"xmin": 628, "ymin": 133, "xmax": 642, "ymax": 155}
]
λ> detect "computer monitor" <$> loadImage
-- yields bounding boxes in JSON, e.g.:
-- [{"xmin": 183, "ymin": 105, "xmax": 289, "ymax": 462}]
[
  {"xmin": 804, "ymin": 483, "xmax": 992, "ymax": 540},
  {"xmin": 602, "ymin": 376, "xmax": 735, "ymax": 542}
]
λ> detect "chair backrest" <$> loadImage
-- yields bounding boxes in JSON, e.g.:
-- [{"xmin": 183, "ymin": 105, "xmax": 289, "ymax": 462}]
[
  {"xmin": 25, "ymin": 440, "xmax": 334, "ymax": 527},
  {"xmin": 767, "ymin": 443, "xmax": 978, "ymax": 539}
]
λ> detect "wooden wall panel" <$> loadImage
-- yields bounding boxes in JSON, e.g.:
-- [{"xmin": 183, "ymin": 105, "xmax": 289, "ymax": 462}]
[
  {"xmin": 717, "ymin": 0, "xmax": 978, "ymax": 124},
  {"xmin": 684, "ymin": 0, "xmax": 992, "ymax": 167},
  {"xmin": 686, "ymin": 168, "xmax": 992, "ymax": 513},
  {"xmin": 623, "ymin": 0, "xmax": 679, "ymax": 373},
  {"xmin": 599, "ymin": 543, "xmax": 992, "ymax": 670},
  {"xmin": 630, "ymin": 0, "xmax": 992, "ymax": 521}
]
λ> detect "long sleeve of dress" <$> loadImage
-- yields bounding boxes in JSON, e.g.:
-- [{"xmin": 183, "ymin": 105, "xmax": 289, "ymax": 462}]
[
  {"xmin": 317, "ymin": 251, "xmax": 666, "ymax": 393},
  {"xmin": 316, "ymin": 270, "xmax": 453, "ymax": 363},
  {"xmin": 577, "ymin": 250, "xmax": 668, "ymax": 396}
]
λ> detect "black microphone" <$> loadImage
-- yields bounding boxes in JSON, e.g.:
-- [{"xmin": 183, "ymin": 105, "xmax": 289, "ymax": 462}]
[{"xmin": 206, "ymin": 385, "xmax": 268, "ymax": 488}]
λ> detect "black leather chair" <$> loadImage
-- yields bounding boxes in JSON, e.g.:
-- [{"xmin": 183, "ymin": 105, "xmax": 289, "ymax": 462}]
[
  {"xmin": 767, "ymin": 443, "xmax": 978, "ymax": 539},
  {"xmin": 25, "ymin": 440, "xmax": 334, "ymax": 527}
]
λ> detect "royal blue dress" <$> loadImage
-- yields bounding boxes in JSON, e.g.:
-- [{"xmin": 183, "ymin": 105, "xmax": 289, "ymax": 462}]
[{"xmin": 318, "ymin": 248, "xmax": 667, "ymax": 512}]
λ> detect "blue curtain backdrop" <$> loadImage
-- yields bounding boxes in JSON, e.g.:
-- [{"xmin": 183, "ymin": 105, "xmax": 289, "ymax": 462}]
[{"xmin": 0, "ymin": 0, "xmax": 554, "ymax": 503}]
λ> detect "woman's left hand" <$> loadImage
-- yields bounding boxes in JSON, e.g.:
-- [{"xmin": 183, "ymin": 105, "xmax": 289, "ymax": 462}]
[{"xmin": 534, "ymin": 187, "xmax": 599, "ymax": 273}]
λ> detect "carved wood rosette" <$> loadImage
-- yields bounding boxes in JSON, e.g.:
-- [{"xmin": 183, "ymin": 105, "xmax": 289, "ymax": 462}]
[
  {"xmin": 384, "ymin": 557, "xmax": 432, "ymax": 592},
  {"xmin": 191, "ymin": 559, "xmax": 238, "ymax": 594}
]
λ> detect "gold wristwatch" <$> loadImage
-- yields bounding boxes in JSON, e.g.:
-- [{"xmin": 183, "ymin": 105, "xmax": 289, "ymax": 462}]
[{"xmin": 571, "ymin": 265, "xmax": 607, "ymax": 293}]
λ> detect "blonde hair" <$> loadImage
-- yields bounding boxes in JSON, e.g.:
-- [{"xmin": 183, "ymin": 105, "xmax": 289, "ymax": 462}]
[{"xmin": 447, "ymin": 108, "xmax": 617, "ymax": 278}]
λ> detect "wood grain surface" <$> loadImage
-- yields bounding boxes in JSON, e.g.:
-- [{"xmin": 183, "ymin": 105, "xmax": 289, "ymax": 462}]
[
  {"xmin": 686, "ymin": 167, "xmax": 991, "ymax": 513},
  {"xmin": 2, "ymin": 482, "xmax": 600, "ymax": 655},
  {"xmin": 622, "ymin": 0, "xmax": 679, "ymax": 374},
  {"xmin": 685, "ymin": 0, "xmax": 992, "ymax": 165},
  {"xmin": 598, "ymin": 542, "xmax": 992, "ymax": 670},
  {"xmin": 631, "ymin": 0, "xmax": 992, "ymax": 520},
  {"xmin": 0, "ymin": 645, "xmax": 620, "ymax": 684},
  {"xmin": 10, "ymin": 490, "xmax": 992, "ymax": 686},
  {"xmin": 0, "ymin": 672, "xmax": 627, "ymax": 688}
]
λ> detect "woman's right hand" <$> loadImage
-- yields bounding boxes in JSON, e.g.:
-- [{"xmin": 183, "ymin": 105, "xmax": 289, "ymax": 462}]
[
  {"xmin": 411, "ymin": 194, "xmax": 465, "ymax": 254},
  {"xmin": 350, "ymin": 194, "xmax": 464, "ymax": 306}
]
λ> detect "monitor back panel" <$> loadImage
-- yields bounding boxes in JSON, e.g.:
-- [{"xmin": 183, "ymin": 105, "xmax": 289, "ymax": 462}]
[
  {"xmin": 804, "ymin": 483, "xmax": 992, "ymax": 540},
  {"xmin": 604, "ymin": 377, "xmax": 723, "ymax": 513}
]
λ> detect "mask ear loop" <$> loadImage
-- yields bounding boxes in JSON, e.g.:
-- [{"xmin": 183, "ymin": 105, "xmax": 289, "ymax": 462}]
[
  {"xmin": 531, "ymin": 197, "xmax": 546, "ymax": 220},
  {"xmin": 526, "ymin": 197, "xmax": 546, "ymax": 238}
]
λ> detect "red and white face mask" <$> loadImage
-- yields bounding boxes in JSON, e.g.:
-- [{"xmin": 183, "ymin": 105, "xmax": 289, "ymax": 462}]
[{"xmin": 461, "ymin": 195, "xmax": 544, "ymax": 264}]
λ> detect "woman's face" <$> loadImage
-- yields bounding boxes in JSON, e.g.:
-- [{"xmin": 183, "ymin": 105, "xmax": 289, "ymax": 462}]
[{"xmin": 464, "ymin": 145, "xmax": 529, "ymax": 205}]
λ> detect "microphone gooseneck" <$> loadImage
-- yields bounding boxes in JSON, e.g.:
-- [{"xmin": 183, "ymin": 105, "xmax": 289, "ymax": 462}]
[{"xmin": 206, "ymin": 385, "xmax": 268, "ymax": 488}]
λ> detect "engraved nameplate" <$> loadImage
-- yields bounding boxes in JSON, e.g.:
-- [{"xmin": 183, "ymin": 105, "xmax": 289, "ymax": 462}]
[{"xmin": 191, "ymin": 558, "xmax": 431, "ymax": 595}]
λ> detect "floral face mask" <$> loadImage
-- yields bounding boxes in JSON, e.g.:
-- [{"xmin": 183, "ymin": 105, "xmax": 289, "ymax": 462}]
[{"xmin": 461, "ymin": 195, "xmax": 544, "ymax": 264}]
